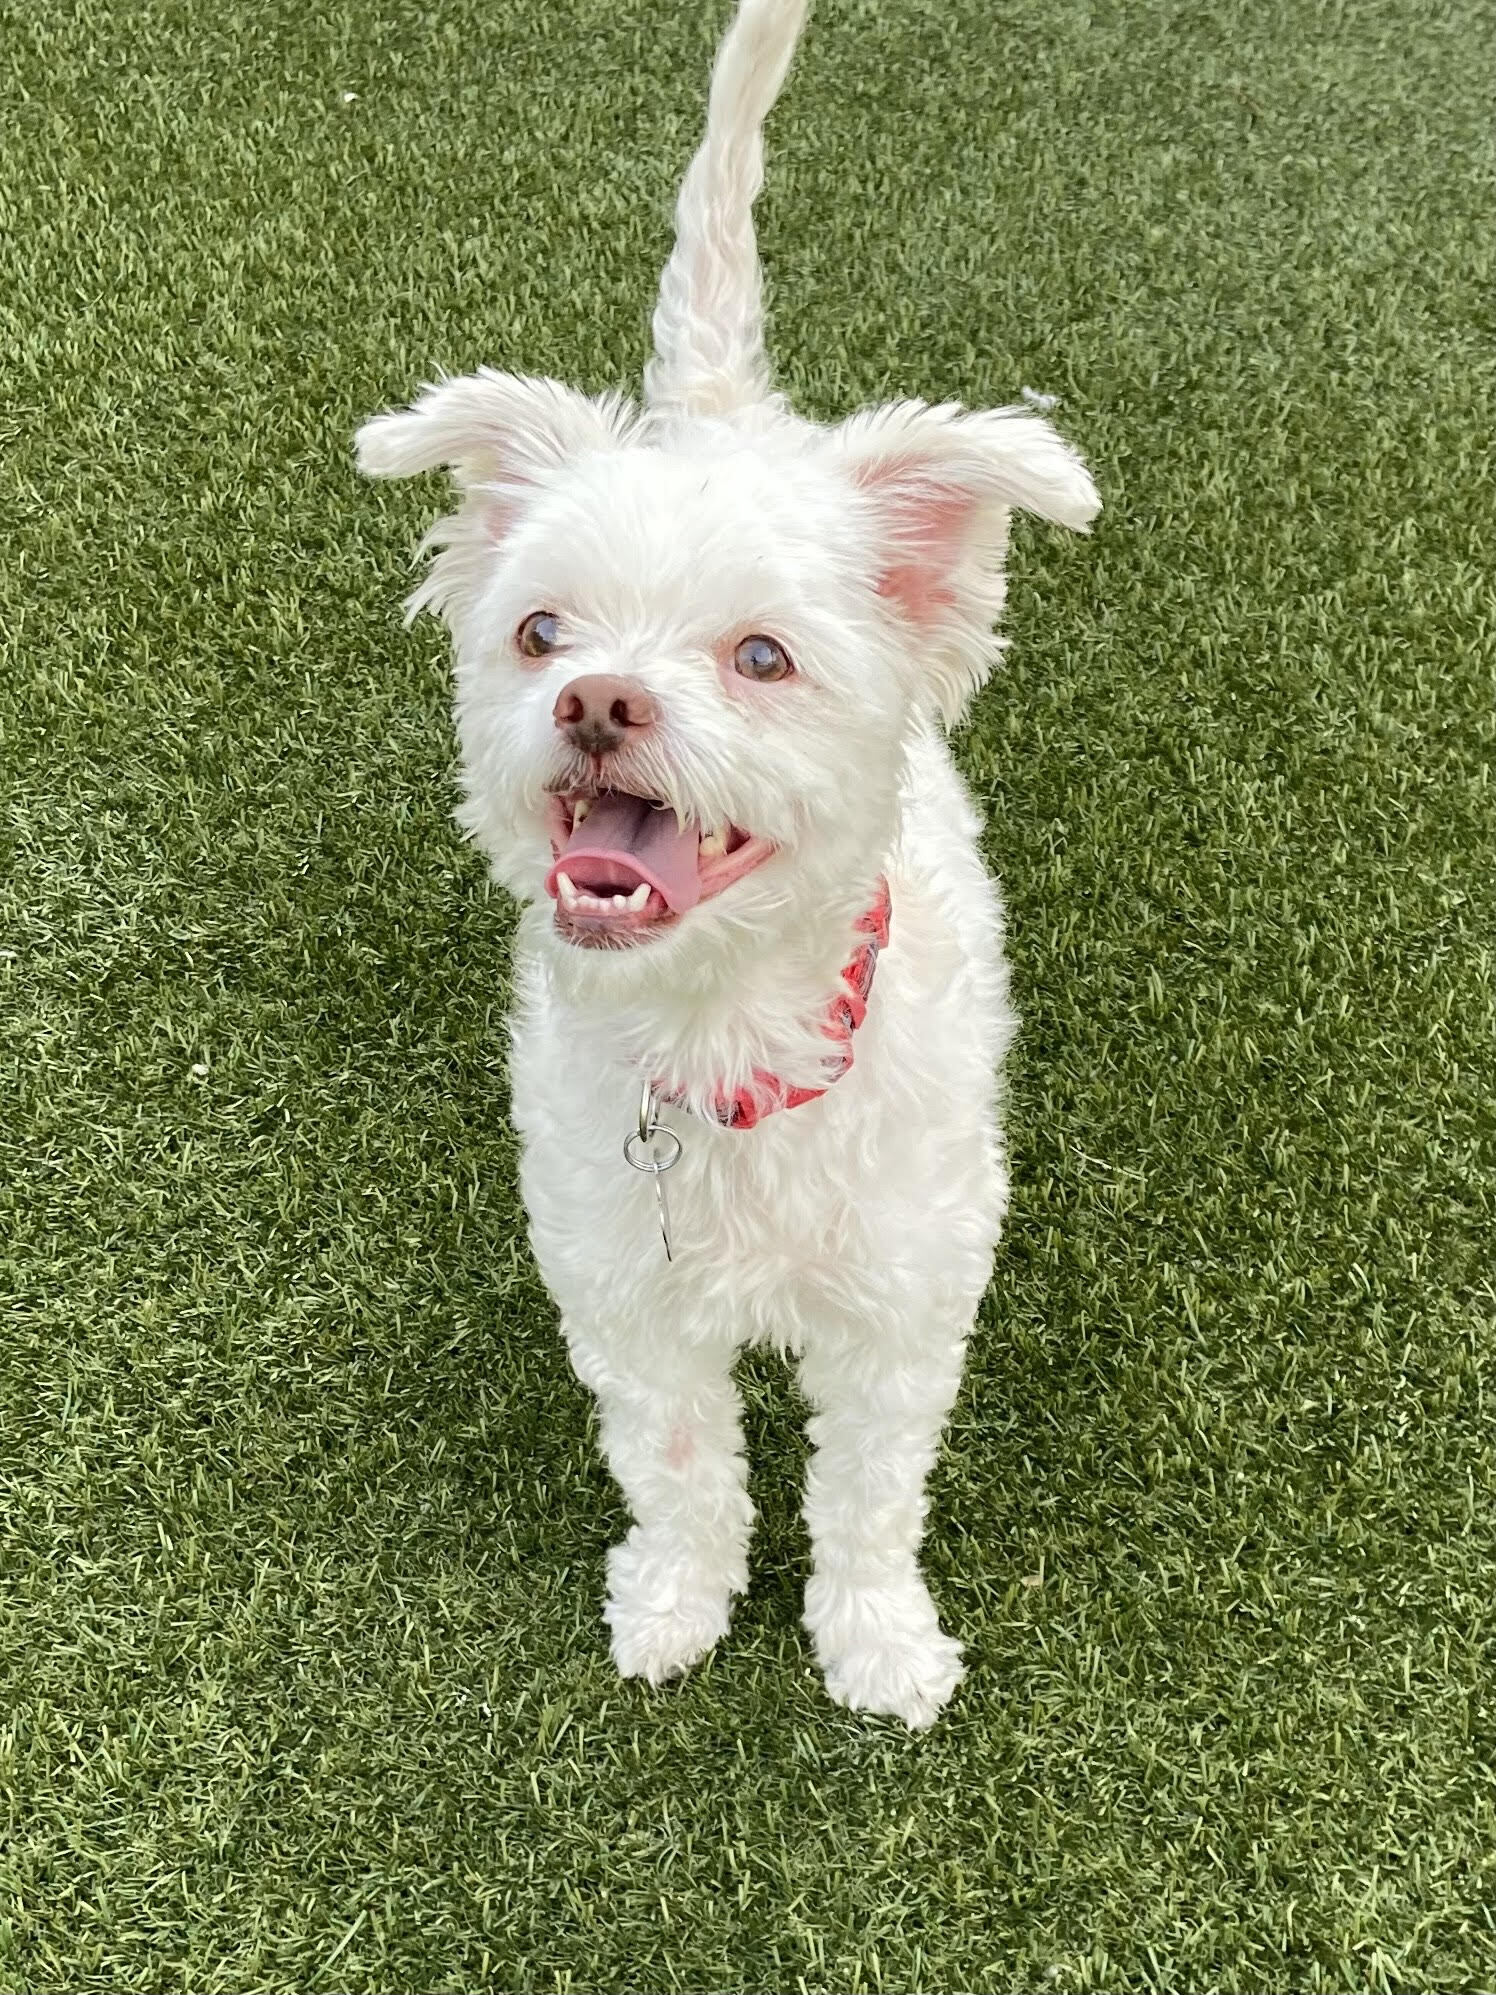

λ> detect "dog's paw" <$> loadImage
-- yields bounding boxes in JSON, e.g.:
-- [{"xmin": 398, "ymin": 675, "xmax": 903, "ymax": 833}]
[
  {"xmin": 603, "ymin": 1530, "xmax": 735, "ymax": 1686},
  {"xmin": 820, "ymin": 1622, "xmax": 964, "ymax": 1729},
  {"xmin": 804, "ymin": 1571, "xmax": 964, "ymax": 1729}
]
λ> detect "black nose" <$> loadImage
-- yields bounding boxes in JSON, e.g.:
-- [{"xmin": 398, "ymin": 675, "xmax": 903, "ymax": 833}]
[{"xmin": 552, "ymin": 674, "xmax": 659, "ymax": 756}]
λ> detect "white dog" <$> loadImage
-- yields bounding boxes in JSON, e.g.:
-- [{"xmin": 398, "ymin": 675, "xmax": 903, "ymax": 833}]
[{"xmin": 357, "ymin": 0, "xmax": 1098, "ymax": 1727}]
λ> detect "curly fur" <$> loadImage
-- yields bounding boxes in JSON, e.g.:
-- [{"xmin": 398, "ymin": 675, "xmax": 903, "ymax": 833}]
[{"xmin": 357, "ymin": 0, "xmax": 1099, "ymax": 1727}]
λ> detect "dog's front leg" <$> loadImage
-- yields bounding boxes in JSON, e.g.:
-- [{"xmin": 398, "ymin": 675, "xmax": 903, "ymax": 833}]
[
  {"xmin": 797, "ymin": 1325, "xmax": 968, "ymax": 1728},
  {"xmin": 565, "ymin": 1327, "xmax": 754, "ymax": 1686}
]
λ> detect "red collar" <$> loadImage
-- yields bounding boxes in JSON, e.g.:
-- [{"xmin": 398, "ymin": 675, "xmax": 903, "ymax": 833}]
[{"xmin": 657, "ymin": 879, "xmax": 892, "ymax": 1132}]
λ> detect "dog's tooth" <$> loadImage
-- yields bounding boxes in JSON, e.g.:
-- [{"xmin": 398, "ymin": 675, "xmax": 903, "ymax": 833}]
[
  {"xmin": 699, "ymin": 827, "xmax": 727, "ymax": 859},
  {"xmin": 572, "ymin": 797, "xmax": 592, "ymax": 827},
  {"xmin": 611, "ymin": 893, "xmax": 629, "ymax": 908},
  {"xmin": 627, "ymin": 882, "xmax": 650, "ymax": 912},
  {"xmin": 556, "ymin": 870, "xmax": 580, "ymax": 910}
]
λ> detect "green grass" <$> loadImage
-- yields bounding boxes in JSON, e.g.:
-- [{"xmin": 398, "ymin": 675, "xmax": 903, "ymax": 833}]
[{"xmin": 2, "ymin": 0, "xmax": 1493, "ymax": 1986}]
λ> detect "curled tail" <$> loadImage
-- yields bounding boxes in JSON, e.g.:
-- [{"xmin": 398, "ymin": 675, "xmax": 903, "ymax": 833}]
[{"xmin": 644, "ymin": 0, "xmax": 810, "ymax": 420}]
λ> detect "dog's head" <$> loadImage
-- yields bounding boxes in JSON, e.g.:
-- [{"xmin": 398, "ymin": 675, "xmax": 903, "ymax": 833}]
[
  {"xmin": 357, "ymin": 374, "xmax": 1096, "ymax": 975},
  {"xmin": 356, "ymin": 0, "xmax": 1097, "ymax": 990}
]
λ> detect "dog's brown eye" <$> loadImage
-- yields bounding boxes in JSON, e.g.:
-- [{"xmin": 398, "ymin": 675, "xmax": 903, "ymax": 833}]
[
  {"xmin": 733, "ymin": 634, "xmax": 793, "ymax": 683},
  {"xmin": 517, "ymin": 611, "xmax": 561, "ymax": 658}
]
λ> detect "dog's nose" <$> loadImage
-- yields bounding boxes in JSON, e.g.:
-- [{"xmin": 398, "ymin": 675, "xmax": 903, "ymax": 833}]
[{"xmin": 552, "ymin": 674, "xmax": 658, "ymax": 756}]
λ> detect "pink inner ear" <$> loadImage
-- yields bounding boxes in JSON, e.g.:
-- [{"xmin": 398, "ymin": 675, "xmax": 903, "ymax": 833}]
[
  {"xmin": 475, "ymin": 476, "xmax": 528, "ymax": 546},
  {"xmin": 876, "ymin": 558, "xmax": 956, "ymax": 623},
  {"xmin": 480, "ymin": 496, "xmax": 520, "ymax": 544},
  {"xmin": 862, "ymin": 471, "xmax": 976, "ymax": 627}
]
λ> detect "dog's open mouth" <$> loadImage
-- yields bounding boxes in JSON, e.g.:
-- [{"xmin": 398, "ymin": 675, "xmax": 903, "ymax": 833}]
[{"xmin": 543, "ymin": 788, "xmax": 773, "ymax": 947}]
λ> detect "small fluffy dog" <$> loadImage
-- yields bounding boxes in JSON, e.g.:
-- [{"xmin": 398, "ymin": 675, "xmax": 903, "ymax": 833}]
[{"xmin": 357, "ymin": 0, "xmax": 1098, "ymax": 1726}]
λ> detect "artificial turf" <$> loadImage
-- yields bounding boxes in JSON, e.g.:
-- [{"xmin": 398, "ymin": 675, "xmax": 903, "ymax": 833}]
[{"xmin": 2, "ymin": 0, "xmax": 1494, "ymax": 1986}]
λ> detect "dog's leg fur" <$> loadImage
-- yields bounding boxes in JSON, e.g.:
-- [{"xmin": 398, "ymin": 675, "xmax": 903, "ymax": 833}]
[
  {"xmin": 566, "ymin": 1324, "xmax": 754, "ymax": 1685},
  {"xmin": 799, "ymin": 1314, "xmax": 969, "ymax": 1726}
]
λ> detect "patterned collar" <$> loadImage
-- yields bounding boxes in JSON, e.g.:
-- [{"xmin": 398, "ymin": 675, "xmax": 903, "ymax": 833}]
[{"xmin": 657, "ymin": 879, "xmax": 892, "ymax": 1131}]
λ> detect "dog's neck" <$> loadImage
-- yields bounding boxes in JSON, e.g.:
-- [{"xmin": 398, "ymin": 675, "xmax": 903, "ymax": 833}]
[{"xmin": 528, "ymin": 860, "xmax": 891, "ymax": 1113}]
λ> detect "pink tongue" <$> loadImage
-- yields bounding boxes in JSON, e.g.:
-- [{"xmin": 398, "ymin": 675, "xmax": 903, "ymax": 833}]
[{"xmin": 546, "ymin": 794, "xmax": 703, "ymax": 914}]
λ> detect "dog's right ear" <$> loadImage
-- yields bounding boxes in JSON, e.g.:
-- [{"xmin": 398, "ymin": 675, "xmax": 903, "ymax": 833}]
[
  {"xmin": 356, "ymin": 368, "xmax": 635, "ymax": 519},
  {"xmin": 827, "ymin": 399, "xmax": 1100, "ymax": 723}
]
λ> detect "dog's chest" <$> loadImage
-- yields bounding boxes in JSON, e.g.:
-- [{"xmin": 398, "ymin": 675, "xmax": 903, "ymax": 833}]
[{"xmin": 513, "ymin": 1046, "xmax": 910, "ymax": 1339}]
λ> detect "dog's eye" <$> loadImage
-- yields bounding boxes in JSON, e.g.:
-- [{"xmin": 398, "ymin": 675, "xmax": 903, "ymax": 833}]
[
  {"xmin": 517, "ymin": 611, "xmax": 561, "ymax": 658},
  {"xmin": 733, "ymin": 634, "xmax": 794, "ymax": 683}
]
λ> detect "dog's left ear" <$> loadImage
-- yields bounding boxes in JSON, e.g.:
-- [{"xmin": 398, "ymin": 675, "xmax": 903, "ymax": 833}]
[
  {"xmin": 828, "ymin": 399, "xmax": 1100, "ymax": 723},
  {"xmin": 356, "ymin": 368, "xmax": 635, "ymax": 529}
]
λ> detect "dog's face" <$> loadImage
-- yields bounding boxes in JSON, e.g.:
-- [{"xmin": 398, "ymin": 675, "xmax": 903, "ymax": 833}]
[
  {"xmin": 447, "ymin": 431, "xmax": 914, "ymax": 963},
  {"xmin": 358, "ymin": 371, "xmax": 1097, "ymax": 977}
]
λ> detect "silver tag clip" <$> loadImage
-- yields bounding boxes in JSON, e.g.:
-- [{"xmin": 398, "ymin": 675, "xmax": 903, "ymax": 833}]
[{"xmin": 623, "ymin": 1082, "xmax": 682, "ymax": 1261}]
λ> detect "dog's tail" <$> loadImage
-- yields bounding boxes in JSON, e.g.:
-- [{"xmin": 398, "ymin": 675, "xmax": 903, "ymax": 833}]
[{"xmin": 643, "ymin": 0, "xmax": 810, "ymax": 420}]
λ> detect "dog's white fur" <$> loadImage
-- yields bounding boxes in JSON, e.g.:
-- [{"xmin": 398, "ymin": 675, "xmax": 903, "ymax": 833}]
[{"xmin": 357, "ymin": 0, "xmax": 1098, "ymax": 1727}]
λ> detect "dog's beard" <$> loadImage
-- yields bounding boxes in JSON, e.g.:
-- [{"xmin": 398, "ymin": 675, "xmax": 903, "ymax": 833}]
[{"xmin": 542, "ymin": 781, "xmax": 776, "ymax": 951}]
